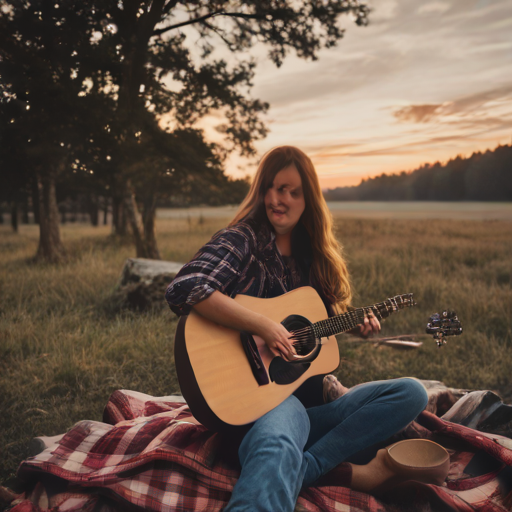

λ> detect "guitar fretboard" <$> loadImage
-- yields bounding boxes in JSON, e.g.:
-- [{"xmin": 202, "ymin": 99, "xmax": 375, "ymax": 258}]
[
  {"xmin": 313, "ymin": 309, "xmax": 365, "ymax": 338},
  {"xmin": 310, "ymin": 294, "xmax": 415, "ymax": 340}
]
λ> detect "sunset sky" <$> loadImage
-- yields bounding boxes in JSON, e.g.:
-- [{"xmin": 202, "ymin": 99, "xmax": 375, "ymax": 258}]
[{"xmin": 192, "ymin": 0, "xmax": 512, "ymax": 189}]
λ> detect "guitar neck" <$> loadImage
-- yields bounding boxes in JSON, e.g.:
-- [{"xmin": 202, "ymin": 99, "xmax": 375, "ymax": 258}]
[{"xmin": 312, "ymin": 294, "xmax": 415, "ymax": 339}]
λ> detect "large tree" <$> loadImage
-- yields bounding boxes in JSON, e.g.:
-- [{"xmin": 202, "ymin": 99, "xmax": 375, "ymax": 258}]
[
  {"xmin": 1, "ymin": 0, "xmax": 369, "ymax": 260},
  {"xmin": 0, "ymin": 1, "xmax": 117, "ymax": 261}
]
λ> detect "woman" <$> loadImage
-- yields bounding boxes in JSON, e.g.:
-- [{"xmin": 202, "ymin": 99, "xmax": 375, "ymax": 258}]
[{"xmin": 166, "ymin": 146, "xmax": 430, "ymax": 512}]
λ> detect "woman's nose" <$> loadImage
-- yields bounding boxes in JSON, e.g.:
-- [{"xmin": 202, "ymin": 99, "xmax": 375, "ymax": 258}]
[{"xmin": 268, "ymin": 188, "xmax": 280, "ymax": 204}]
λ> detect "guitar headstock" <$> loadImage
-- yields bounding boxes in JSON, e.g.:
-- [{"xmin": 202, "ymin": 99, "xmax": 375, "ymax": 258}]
[
  {"xmin": 426, "ymin": 310, "xmax": 463, "ymax": 347},
  {"xmin": 370, "ymin": 293, "xmax": 416, "ymax": 320}
]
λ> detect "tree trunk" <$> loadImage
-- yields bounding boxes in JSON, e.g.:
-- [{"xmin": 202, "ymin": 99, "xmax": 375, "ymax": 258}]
[
  {"xmin": 71, "ymin": 199, "xmax": 78, "ymax": 222},
  {"xmin": 103, "ymin": 196, "xmax": 109, "ymax": 225},
  {"xmin": 36, "ymin": 174, "xmax": 65, "ymax": 262},
  {"xmin": 113, "ymin": 1, "xmax": 165, "ymax": 255},
  {"xmin": 22, "ymin": 194, "xmax": 30, "ymax": 224},
  {"xmin": 11, "ymin": 201, "xmax": 19, "ymax": 232},
  {"xmin": 142, "ymin": 195, "xmax": 161, "ymax": 260},
  {"xmin": 89, "ymin": 194, "xmax": 99, "ymax": 226},
  {"xmin": 112, "ymin": 196, "xmax": 120, "ymax": 233},
  {"xmin": 123, "ymin": 182, "xmax": 147, "ymax": 258},
  {"xmin": 112, "ymin": 195, "xmax": 127, "ymax": 235},
  {"xmin": 31, "ymin": 180, "xmax": 40, "ymax": 224}
]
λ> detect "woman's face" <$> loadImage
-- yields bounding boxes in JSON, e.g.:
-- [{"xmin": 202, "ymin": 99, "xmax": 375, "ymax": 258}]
[{"xmin": 264, "ymin": 164, "xmax": 306, "ymax": 235}]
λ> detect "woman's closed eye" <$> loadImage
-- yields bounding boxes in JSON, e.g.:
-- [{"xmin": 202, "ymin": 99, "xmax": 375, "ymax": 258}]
[{"xmin": 276, "ymin": 185, "xmax": 301, "ymax": 197}]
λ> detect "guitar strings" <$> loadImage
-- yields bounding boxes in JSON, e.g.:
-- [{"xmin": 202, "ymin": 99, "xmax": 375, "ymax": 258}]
[
  {"xmin": 289, "ymin": 332, "xmax": 312, "ymax": 340},
  {"xmin": 287, "ymin": 296, "xmax": 413, "ymax": 339}
]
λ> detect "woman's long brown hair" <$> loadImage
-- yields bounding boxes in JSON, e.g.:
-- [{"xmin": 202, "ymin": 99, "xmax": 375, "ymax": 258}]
[{"xmin": 230, "ymin": 146, "xmax": 352, "ymax": 312}]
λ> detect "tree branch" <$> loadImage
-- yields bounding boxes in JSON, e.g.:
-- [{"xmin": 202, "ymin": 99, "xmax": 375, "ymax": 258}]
[
  {"xmin": 153, "ymin": 10, "xmax": 265, "ymax": 37},
  {"xmin": 201, "ymin": 19, "xmax": 236, "ymax": 50}
]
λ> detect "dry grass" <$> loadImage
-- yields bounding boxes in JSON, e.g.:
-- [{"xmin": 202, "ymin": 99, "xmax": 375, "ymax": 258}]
[
  {"xmin": 333, "ymin": 218, "xmax": 512, "ymax": 396},
  {"xmin": 1, "ymin": 215, "xmax": 511, "ymax": 483}
]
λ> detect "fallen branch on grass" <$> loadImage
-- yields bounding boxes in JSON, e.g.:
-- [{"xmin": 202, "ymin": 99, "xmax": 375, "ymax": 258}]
[{"xmin": 345, "ymin": 334, "xmax": 423, "ymax": 349}]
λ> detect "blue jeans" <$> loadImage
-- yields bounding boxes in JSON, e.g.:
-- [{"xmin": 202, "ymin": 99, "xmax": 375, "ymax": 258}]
[{"xmin": 224, "ymin": 378, "xmax": 428, "ymax": 512}]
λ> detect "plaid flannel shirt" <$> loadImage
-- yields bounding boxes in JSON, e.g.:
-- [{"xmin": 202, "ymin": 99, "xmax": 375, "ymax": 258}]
[{"xmin": 165, "ymin": 219, "xmax": 307, "ymax": 317}]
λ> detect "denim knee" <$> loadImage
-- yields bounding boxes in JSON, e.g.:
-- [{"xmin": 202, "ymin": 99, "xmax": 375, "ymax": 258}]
[
  {"xmin": 238, "ymin": 396, "xmax": 310, "ymax": 466},
  {"xmin": 396, "ymin": 377, "xmax": 429, "ymax": 414},
  {"xmin": 255, "ymin": 432, "xmax": 305, "ymax": 465}
]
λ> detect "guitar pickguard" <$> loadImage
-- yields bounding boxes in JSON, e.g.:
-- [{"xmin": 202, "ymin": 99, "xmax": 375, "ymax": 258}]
[{"xmin": 240, "ymin": 331, "xmax": 270, "ymax": 386}]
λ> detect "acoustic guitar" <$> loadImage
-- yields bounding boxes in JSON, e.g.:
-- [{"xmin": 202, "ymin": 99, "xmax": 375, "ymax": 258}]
[{"xmin": 174, "ymin": 286, "xmax": 415, "ymax": 431}]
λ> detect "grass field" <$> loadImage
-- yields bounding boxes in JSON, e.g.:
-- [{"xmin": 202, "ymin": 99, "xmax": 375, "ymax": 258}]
[{"xmin": 1, "ymin": 213, "xmax": 512, "ymax": 484}]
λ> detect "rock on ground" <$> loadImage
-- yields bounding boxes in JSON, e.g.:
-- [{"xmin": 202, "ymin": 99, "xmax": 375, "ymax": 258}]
[{"xmin": 116, "ymin": 258, "xmax": 183, "ymax": 311}]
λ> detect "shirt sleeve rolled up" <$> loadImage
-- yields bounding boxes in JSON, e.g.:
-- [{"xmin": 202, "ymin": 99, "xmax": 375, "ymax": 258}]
[{"xmin": 165, "ymin": 225, "xmax": 253, "ymax": 316}]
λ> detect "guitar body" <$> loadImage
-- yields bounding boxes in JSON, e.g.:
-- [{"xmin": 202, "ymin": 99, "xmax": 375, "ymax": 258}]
[{"xmin": 174, "ymin": 286, "xmax": 339, "ymax": 431}]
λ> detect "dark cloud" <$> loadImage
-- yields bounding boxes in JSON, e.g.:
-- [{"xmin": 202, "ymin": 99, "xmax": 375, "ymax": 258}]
[
  {"xmin": 393, "ymin": 85, "xmax": 512, "ymax": 126},
  {"xmin": 393, "ymin": 104, "xmax": 445, "ymax": 122},
  {"xmin": 449, "ymin": 85, "xmax": 512, "ymax": 114}
]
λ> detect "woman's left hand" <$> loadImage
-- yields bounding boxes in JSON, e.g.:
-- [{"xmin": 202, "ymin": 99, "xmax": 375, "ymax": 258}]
[{"xmin": 353, "ymin": 314, "xmax": 381, "ymax": 338}]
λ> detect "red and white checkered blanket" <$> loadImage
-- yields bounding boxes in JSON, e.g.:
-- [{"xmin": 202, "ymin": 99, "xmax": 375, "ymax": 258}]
[{"xmin": 7, "ymin": 390, "xmax": 512, "ymax": 512}]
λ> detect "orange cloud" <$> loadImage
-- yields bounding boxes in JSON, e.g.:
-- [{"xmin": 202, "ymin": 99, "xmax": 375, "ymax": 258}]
[
  {"xmin": 393, "ymin": 104, "xmax": 445, "ymax": 123},
  {"xmin": 393, "ymin": 86, "xmax": 512, "ymax": 125}
]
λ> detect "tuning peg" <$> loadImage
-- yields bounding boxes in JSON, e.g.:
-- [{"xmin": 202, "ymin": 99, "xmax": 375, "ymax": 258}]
[{"xmin": 426, "ymin": 310, "xmax": 463, "ymax": 347}]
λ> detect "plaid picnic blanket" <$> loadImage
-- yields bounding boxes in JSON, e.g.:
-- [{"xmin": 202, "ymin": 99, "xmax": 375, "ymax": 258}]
[{"xmin": 7, "ymin": 390, "xmax": 512, "ymax": 512}]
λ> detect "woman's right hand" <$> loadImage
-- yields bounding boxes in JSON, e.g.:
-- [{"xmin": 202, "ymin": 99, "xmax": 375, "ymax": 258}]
[{"xmin": 256, "ymin": 317, "xmax": 298, "ymax": 361}]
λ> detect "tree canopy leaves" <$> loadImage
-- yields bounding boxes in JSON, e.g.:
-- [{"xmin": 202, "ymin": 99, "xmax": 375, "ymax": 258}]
[{"xmin": 0, "ymin": 0, "xmax": 369, "ymax": 258}]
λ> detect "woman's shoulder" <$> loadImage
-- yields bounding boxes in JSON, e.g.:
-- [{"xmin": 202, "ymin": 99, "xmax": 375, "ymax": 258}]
[
  {"xmin": 204, "ymin": 218, "xmax": 273, "ymax": 263},
  {"xmin": 205, "ymin": 220, "xmax": 261, "ymax": 256},
  {"xmin": 211, "ymin": 220, "xmax": 258, "ymax": 243}
]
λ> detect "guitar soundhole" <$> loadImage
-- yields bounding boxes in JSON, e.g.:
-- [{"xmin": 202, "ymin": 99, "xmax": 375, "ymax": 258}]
[
  {"xmin": 282, "ymin": 314, "xmax": 316, "ymax": 356},
  {"xmin": 269, "ymin": 314, "xmax": 320, "ymax": 385}
]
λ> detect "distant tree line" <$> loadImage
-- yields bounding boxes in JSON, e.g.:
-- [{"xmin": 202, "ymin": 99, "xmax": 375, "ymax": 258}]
[
  {"xmin": 324, "ymin": 144, "xmax": 512, "ymax": 202},
  {"xmin": 0, "ymin": 174, "xmax": 250, "ymax": 232}
]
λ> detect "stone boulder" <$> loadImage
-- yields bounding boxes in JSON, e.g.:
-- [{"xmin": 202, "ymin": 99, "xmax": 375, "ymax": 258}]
[{"xmin": 116, "ymin": 258, "xmax": 183, "ymax": 311}]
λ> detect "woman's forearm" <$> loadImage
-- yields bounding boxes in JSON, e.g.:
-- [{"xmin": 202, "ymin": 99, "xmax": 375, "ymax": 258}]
[
  {"xmin": 192, "ymin": 291, "xmax": 297, "ymax": 360},
  {"xmin": 192, "ymin": 290, "xmax": 271, "ymax": 337}
]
